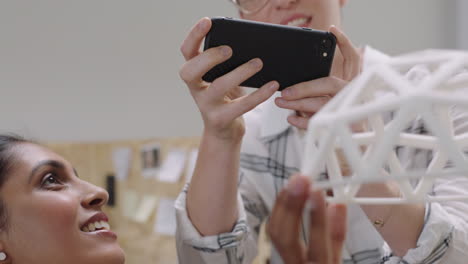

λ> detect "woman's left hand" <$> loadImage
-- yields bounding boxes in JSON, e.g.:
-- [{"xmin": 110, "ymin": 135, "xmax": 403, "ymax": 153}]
[
  {"xmin": 274, "ymin": 26, "xmax": 362, "ymax": 129},
  {"xmin": 267, "ymin": 174, "xmax": 347, "ymax": 264}
]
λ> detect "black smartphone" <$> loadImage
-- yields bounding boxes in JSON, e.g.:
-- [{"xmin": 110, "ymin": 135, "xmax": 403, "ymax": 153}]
[{"xmin": 202, "ymin": 17, "xmax": 337, "ymax": 90}]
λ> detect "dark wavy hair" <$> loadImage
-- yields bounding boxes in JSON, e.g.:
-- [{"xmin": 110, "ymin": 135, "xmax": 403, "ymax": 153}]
[{"xmin": 0, "ymin": 134, "xmax": 32, "ymax": 230}]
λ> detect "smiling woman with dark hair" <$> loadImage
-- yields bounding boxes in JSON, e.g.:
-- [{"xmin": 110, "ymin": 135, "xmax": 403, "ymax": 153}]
[{"xmin": 0, "ymin": 134, "xmax": 125, "ymax": 264}]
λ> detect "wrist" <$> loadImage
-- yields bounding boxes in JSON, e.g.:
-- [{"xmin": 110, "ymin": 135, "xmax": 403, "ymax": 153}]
[
  {"xmin": 357, "ymin": 181, "xmax": 399, "ymax": 198},
  {"xmin": 203, "ymin": 124, "xmax": 245, "ymax": 143}
]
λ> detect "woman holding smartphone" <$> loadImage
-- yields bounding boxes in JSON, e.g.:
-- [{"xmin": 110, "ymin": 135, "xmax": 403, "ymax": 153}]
[{"xmin": 176, "ymin": 0, "xmax": 468, "ymax": 263}]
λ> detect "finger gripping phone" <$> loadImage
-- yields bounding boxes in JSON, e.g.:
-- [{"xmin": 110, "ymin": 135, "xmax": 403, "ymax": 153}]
[{"xmin": 202, "ymin": 17, "xmax": 337, "ymax": 90}]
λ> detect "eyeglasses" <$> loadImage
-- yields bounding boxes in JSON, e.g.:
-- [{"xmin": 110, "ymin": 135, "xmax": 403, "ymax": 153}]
[{"xmin": 229, "ymin": 0, "xmax": 270, "ymax": 14}]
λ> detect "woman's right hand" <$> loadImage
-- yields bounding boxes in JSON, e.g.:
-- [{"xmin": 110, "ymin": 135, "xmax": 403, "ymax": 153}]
[{"xmin": 179, "ymin": 17, "xmax": 280, "ymax": 141}]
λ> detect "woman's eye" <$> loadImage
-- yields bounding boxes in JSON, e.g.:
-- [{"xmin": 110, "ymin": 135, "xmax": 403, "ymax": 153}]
[{"xmin": 41, "ymin": 173, "xmax": 61, "ymax": 187}]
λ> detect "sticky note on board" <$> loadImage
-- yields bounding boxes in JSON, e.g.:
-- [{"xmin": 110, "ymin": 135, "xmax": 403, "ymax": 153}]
[
  {"xmin": 122, "ymin": 190, "xmax": 139, "ymax": 219},
  {"xmin": 134, "ymin": 195, "xmax": 159, "ymax": 223},
  {"xmin": 112, "ymin": 147, "xmax": 132, "ymax": 181},
  {"xmin": 157, "ymin": 148, "xmax": 187, "ymax": 183},
  {"xmin": 154, "ymin": 198, "xmax": 176, "ymax": 236}
]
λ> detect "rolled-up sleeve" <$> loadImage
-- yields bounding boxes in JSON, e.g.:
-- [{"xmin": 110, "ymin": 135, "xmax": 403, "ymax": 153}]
[
  {"xmin": 175, "ymin": 168, "xmax": 269, "ymax": 264},
  {"xmin": 393, "ymin": 176, "xmax": 468, "ymax": 264},
  {"xmin": 388, "ymin": 107, "xmax": 468, "ymax": 264}
]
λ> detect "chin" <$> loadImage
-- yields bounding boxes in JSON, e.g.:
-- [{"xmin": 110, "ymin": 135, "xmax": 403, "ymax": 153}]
[
  {"xmin": 104, "ymin": 246, "xmax": 126, "ymax": 264},
  {"xmin": 108, "ymin": 248, "xmax": 126, "ymax": 264},
  {"xmin": 85, "ymin": 245, "xmax": 126, "ymax": 264}
]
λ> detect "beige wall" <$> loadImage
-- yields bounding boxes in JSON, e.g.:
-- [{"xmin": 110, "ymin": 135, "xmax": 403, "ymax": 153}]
[{"xmin": 0, "ymin": 0, "xmax": 463, "ymax": 142}]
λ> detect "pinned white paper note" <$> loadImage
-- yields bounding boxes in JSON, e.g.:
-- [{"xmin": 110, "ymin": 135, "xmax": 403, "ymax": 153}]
[
  {"xmin": 154, "ymin": 198, "xmax": 176, "ymax": 236},
  {"xmin": 122, "ymin": 190, "xmax": 139, "ymax": 220},
  {"xmin": 112, "ymin": 147, "xmax": 132, "ymax": 181},
  {"xmin": 134, "ymin": 195, "xmax": 159, "ymax": 223},
  {"xmin": 157, "ymin": 149, "xmax": 187, "ymax": 183}
]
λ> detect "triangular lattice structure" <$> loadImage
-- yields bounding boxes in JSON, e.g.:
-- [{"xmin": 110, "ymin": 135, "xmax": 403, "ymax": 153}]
[{"xmin": 301, "ymin": 50, "xmax": 468, "ymax": 204}]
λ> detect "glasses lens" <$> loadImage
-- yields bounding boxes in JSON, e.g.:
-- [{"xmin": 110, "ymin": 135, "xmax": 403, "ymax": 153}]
[{"xmin": 235, "ymin": 0, "xmax": 268, "ymax": 14}]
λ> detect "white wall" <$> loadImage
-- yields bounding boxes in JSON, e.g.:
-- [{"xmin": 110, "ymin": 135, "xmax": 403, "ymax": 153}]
[
  {"xmin": 0, "ymin": 0, "xmax": 461, "ymax": 142},
  {"xmin": 0, "ymin": 0, "xmax": 236, "ymax": 142},
  {"xmin": 343, "ymin": 0, "xmax": 458, "ymax": 54},
  {"xmin": 457, "ymin": 0, "xmax": 468, "ymax": 49}
]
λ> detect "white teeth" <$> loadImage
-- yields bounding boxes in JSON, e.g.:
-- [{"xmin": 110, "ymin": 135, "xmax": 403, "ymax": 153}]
[
  {"xmin": 102, "ymin": 222, "xmax": 111, "ymax": 230},
  {"xmin": 287, "ymin": 17, "xmax": 308, "ymax": 27},
  {"xmin": 81, "ymin": 221, "xmax": 110, "ymax": 233}
]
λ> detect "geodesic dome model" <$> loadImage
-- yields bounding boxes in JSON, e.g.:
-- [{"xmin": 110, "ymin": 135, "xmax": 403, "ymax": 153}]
[{"xmin": 301, "ymin": 49, "xmax": 468, "ymax": 204}]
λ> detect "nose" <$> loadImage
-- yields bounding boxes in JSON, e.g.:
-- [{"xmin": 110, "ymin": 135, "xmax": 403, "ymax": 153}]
[
  {"xmin": 81, "ymin": 180, "xmax": 109, "ymax": 209},
  {"xmin": 273, "ymin": 0, "xmax": 299, "ymax": 9}
]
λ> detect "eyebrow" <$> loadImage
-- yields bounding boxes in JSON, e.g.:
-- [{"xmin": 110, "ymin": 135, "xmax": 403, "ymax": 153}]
[{"xmin": 28, "ymin": 160, "xmax": 66, "ymax": 184}]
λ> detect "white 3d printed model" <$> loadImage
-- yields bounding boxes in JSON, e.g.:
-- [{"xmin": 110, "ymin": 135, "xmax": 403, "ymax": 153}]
[{"xmin": 301, "ymin": 50, "xmax": 468, "ymax": 204}]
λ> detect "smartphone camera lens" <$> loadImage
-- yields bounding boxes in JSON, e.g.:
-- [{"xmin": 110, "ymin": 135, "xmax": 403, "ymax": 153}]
[{"xmin": 322, "ymin": 38, "xmax": 332, "ymax": 48}]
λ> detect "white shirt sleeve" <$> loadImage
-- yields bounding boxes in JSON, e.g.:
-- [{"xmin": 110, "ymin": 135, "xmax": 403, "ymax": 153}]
[
  {"xmin": 175, "ymin": 168, "xmax": 270, "ymax": 264},
  {"xmin": 396, "ymin": 184, "xmax": 468, "ymax": 264},
  {"xmin": 387, "ymin": 108, "xmax": 468, "ymax": 263}
]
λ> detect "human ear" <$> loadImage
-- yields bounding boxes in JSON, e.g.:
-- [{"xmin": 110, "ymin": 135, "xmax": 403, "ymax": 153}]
[{"xmin": 339, "ymin": 0, "xmax": 348, "ymax": 7}]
